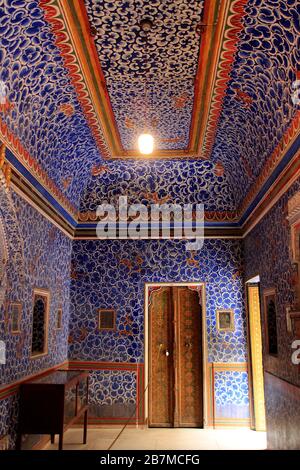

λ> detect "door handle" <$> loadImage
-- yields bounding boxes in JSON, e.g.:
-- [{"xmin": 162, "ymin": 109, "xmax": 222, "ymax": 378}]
[{"xmin": 158, "ymin": 343, "xmax": 170, "ymax": 357}]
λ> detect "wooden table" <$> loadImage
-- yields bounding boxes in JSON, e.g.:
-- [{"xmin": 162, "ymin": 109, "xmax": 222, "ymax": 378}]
[{"xmin": 16, "ymin": 369, "xmax": 89, "ymax": 450}]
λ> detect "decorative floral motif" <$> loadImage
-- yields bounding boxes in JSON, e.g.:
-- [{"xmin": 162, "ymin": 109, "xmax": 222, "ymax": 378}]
[
  {"xmin": 1, "ymin": 0, "xmax": 298, "ymax": 219},
  {"xmin": 1, "ymin": 0, "xmax": 298, "ymax": 448}
]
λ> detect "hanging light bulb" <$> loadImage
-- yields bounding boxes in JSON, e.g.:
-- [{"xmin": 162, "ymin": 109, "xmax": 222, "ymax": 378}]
[
  {"xmin": 137, "ymin": 18, "xmax": 155, "ymax": 156},
  {"xmin": 138, "ymin": 133, "xmax": 154, "ymax": 155}
]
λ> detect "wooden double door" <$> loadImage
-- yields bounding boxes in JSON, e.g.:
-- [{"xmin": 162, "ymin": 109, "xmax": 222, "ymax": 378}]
[{"xmin": 148, "ymin": 286, "xmax": 203, "ymax": 428}]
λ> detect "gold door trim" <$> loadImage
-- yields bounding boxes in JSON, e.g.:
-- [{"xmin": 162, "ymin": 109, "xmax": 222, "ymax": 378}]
[{"xmin": 247, "ymin": 285, "xmax": 266, "ymax": 431}]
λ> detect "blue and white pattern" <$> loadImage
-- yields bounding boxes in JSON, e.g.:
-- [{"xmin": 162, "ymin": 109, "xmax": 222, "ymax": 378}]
[
  {"xmin": 0, "ymin": 191, "xmax": 72, "ymax": 386},
  {"xmin": 88, "ymin": 370, "xmax": 137, "ymax": 419},
  {"xmin": 80, "ymin": 159, "xmax": 236, "ymax": 214},
  {"xmin": 214, "ymin": 370, "xmax": 250, "ymax": 419},
  {"xmin": 2, "ymin": 0, "xmax": 298, "ymax": 448},
  {"xmin": 244, "ymin": 175, "xmax": 300, "ymax": 447},
  {"xmin": 0, "ymin": 184, "xmax": 73, "ymax": 447},
  {"xmin": 85, "ymin": 0, "xmax": 204, "ymax": 150},
  {"xmin": 69, "ymin": 238, "xmax": 247, "ymax": 363},
  {"xmin": 0, "ymin": 1, "xmax": 102, "ymax": 207},
  {"xmin": 1, "ymin": 0, "xmax": 298, "ymax": 214},
  {"xmin": 69, "ymin": 238, "xmax": 248, "ymax": 420},
  {"xmin": 245, "ymin": 177, "xmax": 300, "ymax": 386},
  {"xmin": 211, "ymin": 0, "xmax": 300, "ymax": 207}
]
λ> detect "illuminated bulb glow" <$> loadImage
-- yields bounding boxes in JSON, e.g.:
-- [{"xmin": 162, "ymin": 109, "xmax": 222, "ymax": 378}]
[{"xmin": 138, "ymin": 133, "xmax": 154, "ymax": 155}]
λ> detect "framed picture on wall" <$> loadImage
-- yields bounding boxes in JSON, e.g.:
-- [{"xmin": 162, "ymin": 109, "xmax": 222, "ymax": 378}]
[
  {"xmin": 98, "ymin": 309, "xmax": 116, "ymax": 331},
  {"xmin": 263, "ymin": 288, "xmax": 278, "ymax": 357},
  {"xmin": 56, "ymin": 308, "xmax": 63, "ymax": 330},
  {"xmin": 11, "ymin": 302, "xmax": 22, "ymax": 334},
  {"xmin": 216, "ymin": 309, "xmax": 235, "ymax": 332}
]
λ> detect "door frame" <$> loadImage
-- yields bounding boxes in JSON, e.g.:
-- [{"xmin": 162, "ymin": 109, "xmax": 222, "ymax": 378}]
[
  {"xmin": 144, "ymin": 282, "xmax": 208, "ymax": 427},
  {"xmin": 245, "ymin": 275, "xmax": 266, "ymax": 431}
]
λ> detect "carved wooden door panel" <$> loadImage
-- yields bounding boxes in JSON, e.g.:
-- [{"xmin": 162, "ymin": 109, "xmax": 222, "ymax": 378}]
[
  {"xmin": 173, "ymin": 287, "xmax": 203, "ymax": 427},
  {"xmin": 149, "ymin": 287, "xmax": 174, "ymax": 427},
  {"xmin": 148, "ymin": 286, "xmax": 203, "ymax": 428}
]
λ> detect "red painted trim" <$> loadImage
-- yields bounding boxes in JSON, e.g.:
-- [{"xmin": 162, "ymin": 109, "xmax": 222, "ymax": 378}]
[
  {"xmin": 0, "ymin": 360, "xmax": 68, "ymax": 399},
  {"xmin": 243, "ymin": 151, "xmax": 300, "ymax": 232},
  {"xmin": 0, "ymin": 119, "xmax": 77, "ymax": 216},
  {"xmin": 201, "ymin": 0, "xmax": 248, "ymax": 158},
  {"xmin": 39, "ymin": 0, "xmax": 110, "ymax": 159},
  {"xmin": 75, "ymin": 0, "xmax": 123, "ymax": 154}
]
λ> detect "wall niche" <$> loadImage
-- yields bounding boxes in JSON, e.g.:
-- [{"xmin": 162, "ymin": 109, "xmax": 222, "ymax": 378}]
[
  {"xmin": 31, "ymin": 289, "xmax": 50, "ymax": 358},
  {"xmin": 263, "ymin": 289, "xmax": 278, "ymax": 357}
]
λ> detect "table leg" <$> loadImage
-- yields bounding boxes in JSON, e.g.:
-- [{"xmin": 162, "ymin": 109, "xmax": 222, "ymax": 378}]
[
  {"xmin": 51, "ymin": 434, "xmax": 55, "ymax": 444},
  {"xmin": 83, "ymin": 409, "xmax": 88, "ymax": 444},
  {"xmin": 16, "ymin": 433, "xmax": 22, "ymax": 450},
  {"xmin": 58, "ymin": 432, "xmax": 63, "ymax": 451}
]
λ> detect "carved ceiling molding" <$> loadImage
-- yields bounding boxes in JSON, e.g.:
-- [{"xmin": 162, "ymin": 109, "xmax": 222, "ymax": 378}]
[{"xmin": 77, "ymin": 209, "xmax": 239, "ymax": 223}]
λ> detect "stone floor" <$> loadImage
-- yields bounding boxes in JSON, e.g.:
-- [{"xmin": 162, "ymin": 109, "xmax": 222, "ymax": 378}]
[{"xmin": 45, "ymin": 427, "xmax": 267, "ymax": 451}]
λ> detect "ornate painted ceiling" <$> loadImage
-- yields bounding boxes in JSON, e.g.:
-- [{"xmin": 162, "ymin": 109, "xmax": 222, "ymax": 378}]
[
  {"xmin": 0, "ymin": 0, "xmax": 299, "ymax": 226},
  {"xmin": 85, "ymin": 0, "xmax": 205, "ymax": 153}
]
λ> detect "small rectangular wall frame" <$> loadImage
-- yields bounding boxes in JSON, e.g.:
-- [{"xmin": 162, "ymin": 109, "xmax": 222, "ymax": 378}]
[
  {"xmin": 216, "ymin": 309, "xmax": 235, "ymax": 332},
  {"xmin": 10, "ymin": 302, "xmax": 22, "ymax": 334}
]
